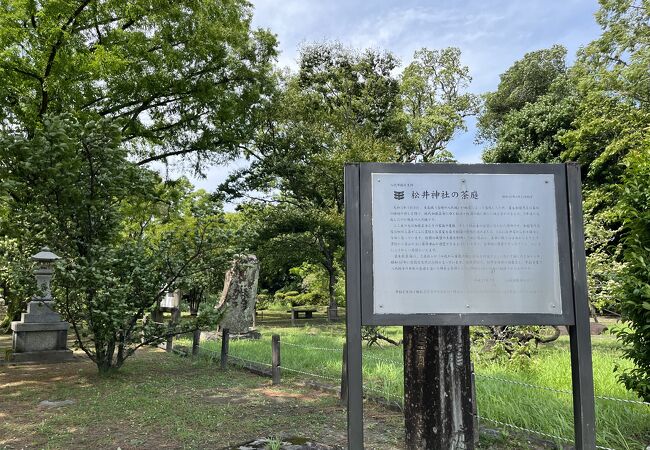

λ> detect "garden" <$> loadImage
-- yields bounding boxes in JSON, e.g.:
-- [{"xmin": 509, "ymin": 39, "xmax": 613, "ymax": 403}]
[{"xmin": 1, "ymin": 0, "xmax": 649, "ymax": 448}]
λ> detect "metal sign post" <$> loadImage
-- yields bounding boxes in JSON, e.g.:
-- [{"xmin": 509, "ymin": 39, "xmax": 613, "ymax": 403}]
[
  {"xmin": 567, "ymin": 163, "xmax": 597, "ymax": 447},
  {"xmin": 345, "ymin": 163, "xmax": 365, "ymax": 448},
  {"xmin": 344, "ymin": 163, "xmax": 596, "ymax": 449}
]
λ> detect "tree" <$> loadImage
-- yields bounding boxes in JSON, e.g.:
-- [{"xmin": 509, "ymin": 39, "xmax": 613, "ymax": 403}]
[
  {"xmin": 562, "ymin": 0, "xmax": 650, "ymax": 399},
  {"xmin": 481, "ymin": 76, "xmax": 578, "ymax": 164},
  {"xmin": 0, "ymin": 237, "xmax": 36, "ymax": 331},
  {"xmin": 400, "ymin": 47, "xmax": 479, "ymax": 162},
  {"xmin": 248, "ymin": 204, "xmax": 344, "ymax": 310},
  {"xmin": 477, "ymin": 45, "xmax": 569, "ymax": 146},
  {"xmin": 613, "ymin": 148, "xmax": 650, "ymax": 402},
  {"xmin": 224, "ymin": 44, "xmax": 479, "ymax": 320},
  {"xmin": 150, "ymin": 184, "xmax": 232, "ymax": 316},
  {"xmin": 477, "ymin": 45, "xmax": 576, "ymax": 163},
  {"xmin": 0, "ymin": 0, "xmax": 277, "ymax": 169},
  {"xmin": 476, "ymin": 44, "xmax": 620, "ymax": 316},
  {"xmin": 0, "ymin": 0, "xmax": 274, "ymax": 371},
  {"xmin": 559, "ymin": 0, "xmax": 650, "ymax": 319},
  {"xmin": 1, "ymin": 114, "xmax": 225, "ymax": 372},
  {"xmin": 221, "ymin": 43, "xmax": 404, "ymax": 318}
]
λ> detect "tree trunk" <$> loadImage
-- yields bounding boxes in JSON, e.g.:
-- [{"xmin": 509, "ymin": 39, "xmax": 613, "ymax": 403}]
[
  {"xmin": 326, "ymin": 263, "xmax": 338, "ymax": 320},
  {"xmin": 403, "ymin": 325, "xmax": 475, "ymax": 450},
  {"xmin": 317, "ymin": 235, "xmax": 338, "ymax": 321}
]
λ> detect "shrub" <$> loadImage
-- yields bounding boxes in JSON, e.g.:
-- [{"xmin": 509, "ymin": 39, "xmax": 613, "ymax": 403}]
[{"xmin": 613, "ymin": 148, "xmax": 650, "ymax": 402}]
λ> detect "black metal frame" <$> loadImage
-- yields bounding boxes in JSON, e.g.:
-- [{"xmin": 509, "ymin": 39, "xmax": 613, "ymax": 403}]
[{"xmin": 345, "ymin": 163, "xmax": 596, "ymax": 449}]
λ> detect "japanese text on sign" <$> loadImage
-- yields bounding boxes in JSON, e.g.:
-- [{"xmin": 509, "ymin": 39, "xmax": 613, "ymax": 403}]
[{"xmin": 371, "ymin": 173, "xmax": 562, "ymax": 315}]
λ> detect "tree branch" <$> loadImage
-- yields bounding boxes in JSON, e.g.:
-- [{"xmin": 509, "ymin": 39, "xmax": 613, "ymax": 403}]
[
  {"xmin": 0, "ymin": 64, "xmax": 43, "ymax": 82},
  {"xmin": 135, "ymin": 145, "xmax": 205, "ymax": 166},
  {"xmin": 39, "ymin": 0, "xmax": 93, "ymax": 117}
]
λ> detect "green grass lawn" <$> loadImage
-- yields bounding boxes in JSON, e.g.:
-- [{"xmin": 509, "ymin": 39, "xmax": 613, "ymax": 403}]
[
  {"xmin": 187, "ymin": 320, "xmax": 650, "ymax": 450},
  {"xmin": 3, "ymin": 313, "xmax": 648, "ymax": 449},
  {"xmin": 0, "ymin": 346, "xmax": 405, "ymax": 449}
]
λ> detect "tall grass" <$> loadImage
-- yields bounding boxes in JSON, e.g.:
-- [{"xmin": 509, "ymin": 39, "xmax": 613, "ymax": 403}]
[{"xmin": 186, "ymin": 323, "xmax": 649, "ymax": 449}]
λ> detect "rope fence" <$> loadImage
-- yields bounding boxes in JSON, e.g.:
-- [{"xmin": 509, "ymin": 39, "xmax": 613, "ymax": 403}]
[
  {"xmin": 477, "ymin": 373, "xmax": 650, "ymax": 406},
  {"xmin": 173, "ymin": 329, "xmax": 647, "ymax": 450},
  {"xmin": 191, "ymin": 335, "xmax": 650, "ymax": 407},
  {"xmin": 281, "ymin": 341, "xmax": 341, "ymax": 352},
  {"xmin": 279, "ymin": 365, "xmax": 341, "ymax": 383}
]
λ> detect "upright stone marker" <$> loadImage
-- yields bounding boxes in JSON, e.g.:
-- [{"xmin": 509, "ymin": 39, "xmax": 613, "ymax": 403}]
[
  {"xmin": 217, "ymin": 254, "xmax": 260, "ymax": 335},
  {"xmin": 11, "ymin": 247, "xmax": 73, "ymax": 363}
]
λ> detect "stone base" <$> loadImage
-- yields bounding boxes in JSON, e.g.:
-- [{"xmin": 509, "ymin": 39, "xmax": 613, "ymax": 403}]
[{"xmin": 10, "ymin": 349, "xmax": 74, "ymax": 363}]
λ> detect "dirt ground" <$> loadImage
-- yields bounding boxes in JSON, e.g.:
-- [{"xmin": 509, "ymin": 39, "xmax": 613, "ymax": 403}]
[{"xmin": 0, "ymin": 341, "xmax": 405, "ymax": 450}]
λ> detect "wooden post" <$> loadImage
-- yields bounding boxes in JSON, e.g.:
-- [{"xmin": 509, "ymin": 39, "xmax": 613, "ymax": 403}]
[
  {"xmin": 171, "ymin": 307, "xmax": 181, "ymax": 323},
  {"xmin": 272, "ymin": 334, "xmax": 281, "ymax": 385},
  {"xmin": 220, "ymin": 328, "xmax": 229, "ymax": 370},
  {"xmin": 166, "ymin": 307, "xmax": 181, "ymax": 353},
  {"xmin": 192, "ymin": 329, "xmax": 201, "ymax": 356},
  {"xmin": 165, "ymin": 322, "xmax": 174, "ymax": 353},
  {"xmin": 290, "ymin": 308, "xmax": 296, "ymax": 327},
  {"xmin": 340, "ymin": 342, "xmax": 348, "ymax": 403},
  {"xmin": 471, "ymin": 362, "xmax": 479, "ymax": 446},
  {"xmin": 403, "ymin": 325, "xmax": 475, "ymax": 450}
]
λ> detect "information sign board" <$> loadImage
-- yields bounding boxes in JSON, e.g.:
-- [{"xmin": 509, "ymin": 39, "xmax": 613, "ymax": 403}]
[
  {"xmin": 359, "ymin": 164, "xmax": 574, "ymax": 326},
  {"xmin": 372, "ymin": 172, "xmax": 560, "ymax": 315},
  {"xmin": 345, "ymin": 163, "xmax": 596, "ymax": 449}
]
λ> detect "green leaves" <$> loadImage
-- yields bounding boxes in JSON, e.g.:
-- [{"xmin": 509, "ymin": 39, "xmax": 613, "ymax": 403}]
[
  {"xmin": 400, "ymin": 47, "xmax": 479, "ymax": 162},
  {"xmin": 612, "ymin": 146, "xmax": 650, "ymax": 401},
  {"xmin": 0, "ymin": 111, "xmax": 231, "ymax": 372},
  {"xmin": 0, "ymin": 0, "xmax": 279, "ymax": 373},
  {"xmin": 478, "ymin": 46, "xmax": 574, "ymax": 164},
  {"xmin": 0, "ymin": 0, "xmax": 277, "ymax": 171},
  {"xmin": 475, "ymin": 0, "xmax": 650, "ymax": 400}
]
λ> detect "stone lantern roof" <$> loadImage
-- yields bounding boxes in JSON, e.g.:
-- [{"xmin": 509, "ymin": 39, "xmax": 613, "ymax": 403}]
[{"xmin": 31, "ymin": 247, "xmax": 61, "ymax": 263}]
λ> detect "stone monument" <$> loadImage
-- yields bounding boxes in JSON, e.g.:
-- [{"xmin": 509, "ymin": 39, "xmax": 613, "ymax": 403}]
[
  {"xmin": 11, "ymin": 247, "xmax": 73, "ymax": 363},
  {"xmin": 216, "ymin": 254, "xmax": 260, "ymax": 336}
]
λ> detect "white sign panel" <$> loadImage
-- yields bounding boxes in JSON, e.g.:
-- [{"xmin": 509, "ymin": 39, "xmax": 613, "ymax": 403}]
[
  {"xmin": 371, "ymin": 173, "xmax": 562, "ymax": 315},
  {"xmin": 161, "ymin": 291, "xmax": 180, "ymax": 309}
]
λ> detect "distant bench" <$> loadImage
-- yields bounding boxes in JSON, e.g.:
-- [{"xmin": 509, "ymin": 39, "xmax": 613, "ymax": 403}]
[{"xmin": 287, "ymin": 308, "xmax": 318, "ymax": 320}]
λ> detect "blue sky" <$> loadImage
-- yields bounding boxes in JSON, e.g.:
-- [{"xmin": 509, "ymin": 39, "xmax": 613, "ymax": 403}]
[{"xmin": 186, "ymin": 0, "xmax": 603, "ymax": 194}]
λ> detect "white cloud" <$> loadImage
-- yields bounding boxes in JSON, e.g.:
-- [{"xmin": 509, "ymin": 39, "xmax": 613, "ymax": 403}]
[{"xmin": 185, "ymin": 0, "xmax": 604, "ymax": 194}]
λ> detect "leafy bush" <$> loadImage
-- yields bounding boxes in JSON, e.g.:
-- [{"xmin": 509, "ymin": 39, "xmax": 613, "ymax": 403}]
[
  {"xmin": 281, "ymin": 290, "xmax": 323, "ymax": 307},
  {"xmin": 255, "ymin": 293, "xmax": 273, "ymax": 311},
  {"xmin": 613, "ymin": 148, "xmax": 650, "ymax": 401}
]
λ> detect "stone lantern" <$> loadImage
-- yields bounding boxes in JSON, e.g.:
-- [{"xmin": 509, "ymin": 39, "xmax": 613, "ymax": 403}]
[
  {"xmin": 32, "ymin": 247, "xmax": 60, "ymax": 300},
  {"xmin": 10, "ymin": 247, "xmax": 73, "ymax": 363}
]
